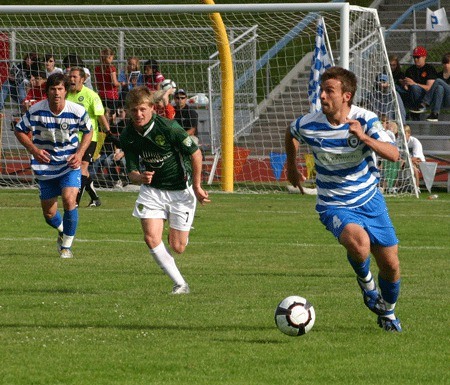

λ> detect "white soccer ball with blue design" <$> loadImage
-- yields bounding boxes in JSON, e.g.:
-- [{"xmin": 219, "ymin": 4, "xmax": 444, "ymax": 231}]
[
  {"xmin": 274, "ymin": 295, "xmax": 315, "ymax": 336},
  {"xmin": 161, "ymin": 79, "xmax": 176, "ymax": 91}
]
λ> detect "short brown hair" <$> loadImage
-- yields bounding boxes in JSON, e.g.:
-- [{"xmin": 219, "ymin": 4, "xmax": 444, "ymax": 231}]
[
  {"xmin": 125, "ymin": 86, "xmax": 154, "ymax": 109},
  {"xmin": 321, "ymin": 66, "xmax": 357, "ymax": 104}
]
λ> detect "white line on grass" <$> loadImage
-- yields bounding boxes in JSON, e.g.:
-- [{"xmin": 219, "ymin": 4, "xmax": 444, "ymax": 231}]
[{"xmin": 0, "ymin": 237, "xmax": 446, "ymax": 250}]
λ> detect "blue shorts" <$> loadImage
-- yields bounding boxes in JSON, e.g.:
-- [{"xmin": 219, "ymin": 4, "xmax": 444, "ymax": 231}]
[
  {"xmin": 319, "ymin": 193, "xmax": 398, "ymax": 247},
  {"xmin": 38, "ymin": 169, "xmax": 81, "ymax": 200}
]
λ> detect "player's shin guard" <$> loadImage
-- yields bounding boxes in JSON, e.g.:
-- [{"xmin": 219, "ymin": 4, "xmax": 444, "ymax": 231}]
[
  {"xmin": 378, "ymin": 276, "xmax": 400, "ymax": 314},
  {"xmin": 76, "ymin": 175, "xmax": 88, "ymax": 205},
  {"xmin": 347, "ymin": 255, "xmax": 375, "ymax": 290},
  {"xmin": 45, "ymin": 211, "xmax": 63, "ymax": 232},
  {"xmin": 85, "ymin": 175, "xmax": 99, "ymax": 200},
  {"xmin": 150, "ymin": 242, "xmax": 185, "ymax": 286},
  {"xmin": 62, "ymin": 208, "xmax": 78, "ymax": 249}
]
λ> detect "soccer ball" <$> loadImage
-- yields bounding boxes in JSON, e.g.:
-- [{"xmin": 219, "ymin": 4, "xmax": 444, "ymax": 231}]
[
  {"xmin": 161, "ymin": 79, "xmax": 176, "ymax": 91},
  {"xmin": 274, "ymin": 295, "xmax": 315, "ymax": 336}
]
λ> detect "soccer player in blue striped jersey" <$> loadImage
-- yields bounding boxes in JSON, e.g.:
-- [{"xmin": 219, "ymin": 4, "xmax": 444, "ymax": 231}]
[
  {"xmin": 285, "ymin": 67, "xmax": 402, "ymax": 332},
  {"xmin": 15, "ymin": 73, "xmax": 92, "ymax": 259}
]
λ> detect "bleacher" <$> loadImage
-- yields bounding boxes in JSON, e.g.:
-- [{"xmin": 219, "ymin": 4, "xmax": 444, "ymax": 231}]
[{"xmin": 377, "ymin": 0, "xmax": 450, "ymax": 192}]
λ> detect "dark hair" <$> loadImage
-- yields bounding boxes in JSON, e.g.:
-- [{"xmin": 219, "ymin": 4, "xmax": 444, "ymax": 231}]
[
  {"xmin": 69, "ymin": 66, "xmax": 86, "ymax": 79},
  {"xmin": 30, "ymin": 64, "xmax": 47, "ymax": 79},
  {"xmin": 45, "ymin": 72, "xmax": 69, "ymax": 94},
  {"xmin": 22, "ymin": 52, "xmax": 39, "ymax": 67},
  {"xmin": 144, "ymin": 59, "xmax": 159, "ymax": 72},
  {"xmin": 321, "ymin": 66, "xmax": 357, "ymax": 104},
  {"xmin": 62, "ymin": 54, "xmax": 85, "ymax": 69},
  {"xmin": 44, "ymin": 54, "xmax": 56, "ymax": 63},
  {"xmin": 442, "ymin": 53, "xmax": 450, "ymax": 65}
]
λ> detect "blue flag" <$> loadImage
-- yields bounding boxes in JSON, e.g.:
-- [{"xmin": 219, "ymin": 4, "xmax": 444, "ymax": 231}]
[
  {"xmin": 308, "ymin": 17, "xmax": 333, "ymax": 113},
  {"xmin": 270, "ymin": 152, "xmax": 287, "ymax": 181}
]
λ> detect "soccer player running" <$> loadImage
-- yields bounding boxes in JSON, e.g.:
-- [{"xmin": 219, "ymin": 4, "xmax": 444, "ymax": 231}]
[
  {"xmin": 67, "ymin": 66, "xmax": 110, "ymax": 207},
  {"xmin": 120, "ymin": 86, "xmax": 210, "ymax": 294},
  {"xmin": 285, "ymin": 67, "xmax": 402, "ymax": 332},
  {"xmin": 14, "ymin": 73, "xmax": 92, "ymax": 258}
]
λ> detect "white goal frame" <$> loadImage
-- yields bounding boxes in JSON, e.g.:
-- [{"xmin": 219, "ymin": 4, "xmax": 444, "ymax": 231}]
[{"xmin": 0, "ymin": 3, "xmax": 417, "ymax": 196}]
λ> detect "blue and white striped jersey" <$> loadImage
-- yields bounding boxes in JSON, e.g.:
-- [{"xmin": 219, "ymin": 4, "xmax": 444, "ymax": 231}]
[
  {"xmin": 290, "ymin": 105, "xmax": 395, "ymax": 213},
  {"xmin": 16, "ymin": 99, "xmax": 91, "ymax": 180}
]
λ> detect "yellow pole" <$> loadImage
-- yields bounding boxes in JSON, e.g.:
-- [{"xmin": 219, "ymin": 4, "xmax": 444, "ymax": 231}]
[{"xmin": 202, "ymin": 0, "xmax": 234, "ymax": 192}]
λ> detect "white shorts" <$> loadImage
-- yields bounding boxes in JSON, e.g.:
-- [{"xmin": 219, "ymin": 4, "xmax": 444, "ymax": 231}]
[{"xmin": 133, "ymin": 185, "xmax": 197, "ymax": 231}]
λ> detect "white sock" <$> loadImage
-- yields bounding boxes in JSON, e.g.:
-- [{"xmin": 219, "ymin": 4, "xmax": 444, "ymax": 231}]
[
  {"xmin": 359, "ymin": 272, "xmax": 376, "ymax": 291},
  {"xmin": 62, "ymin": 234, "xmax": 74, "ymax": 249},
  {"xmin": 150, "ymin": 242, "xmax": 185, "ymax": 286}
]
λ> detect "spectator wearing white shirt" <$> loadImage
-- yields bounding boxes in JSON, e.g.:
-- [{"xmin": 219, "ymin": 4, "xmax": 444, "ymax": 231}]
[
  {"xmin": 404, "ymin": 124, "xmax": 425, "ymax": 187},
  {"xmin": 44, "ymin": 54, "xmax": 63, "ymax": 78}
]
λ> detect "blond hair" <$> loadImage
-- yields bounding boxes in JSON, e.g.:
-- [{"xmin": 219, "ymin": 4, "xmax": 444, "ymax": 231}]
[{"xmin": 125, "ymin": 86, "xmax": 154, "ymax": 109}]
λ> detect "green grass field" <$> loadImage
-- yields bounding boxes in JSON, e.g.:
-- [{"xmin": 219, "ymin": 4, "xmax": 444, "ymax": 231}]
[{"xmin": 0, "ymin": 189, "xmax": 448, "ymax": 384}]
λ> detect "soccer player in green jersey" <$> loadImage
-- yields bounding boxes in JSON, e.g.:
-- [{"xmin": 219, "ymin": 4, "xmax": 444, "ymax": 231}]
[
  {"xmin": 67, "ymin": 66, "xmax": 110, "ymax": 207},
  {"xmin": 120, "ymin": 86, "xmax": 210, "ymax": 294}
]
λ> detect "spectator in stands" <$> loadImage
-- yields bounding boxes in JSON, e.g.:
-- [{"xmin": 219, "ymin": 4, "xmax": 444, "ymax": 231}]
[
  {"xmin": 404, "ymin": 124, "xmax": 425, "ymax": 188},
  {"xmin": 389, "ymin": 54, "xmax": 405, "ymax": 92},
  {"xmin": 118, "ymin": 56, "xmax": 144, "ymax": 102},
  {"xmin": 422, "ymin": 52, "xmax": 450, "ymax": 122},
  {"xmin": 153, "ymin": 89, "xmax": 175, "ymax": 120},
  {"xmin": 143, "ymin": 59, "xmax": 165, "ymax": 91},
  {"xmin": 67, "ymin": 66, "xmax": 110, "ymax": 207},
  {"xmin": 362, "ymin": 73, "xmax": 406, "ymax": 123},
  {"xmin": 62, "ymin": 54, "xmax": 93, "ymax": 90},
  {"xmin": 398, "ymin": 46, "xmax": 438, "ymax": 121},
  {"xmin": 95, "ymin": 48, "xmax": 121, "ymax": 118},
  {"xmin": 94, "ymin": 107, "xmax": 127, "ymax": 189},
  {"xmin": 23, "ymin": 67, "xmax": 47, "ymax": 111},
  {"xmin": 0, "ymin": 52, "xmax": 39, "ymax": 112},
  {"xmin": 380, "ymin": 120, "xmax": 401, "ymax": 193},
  {"xmin": 44, "ymin": 54, "xmax": 63, "ymax": 78},
  {"xmin": 174, "ymin": 88, "xmax": 199, "ymax": 145}
]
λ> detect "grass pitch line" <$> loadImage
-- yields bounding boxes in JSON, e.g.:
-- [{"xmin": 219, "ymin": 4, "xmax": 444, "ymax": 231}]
[{"xmin": 0, "ymin": 237, "xmax": 447, "ymax": 251}]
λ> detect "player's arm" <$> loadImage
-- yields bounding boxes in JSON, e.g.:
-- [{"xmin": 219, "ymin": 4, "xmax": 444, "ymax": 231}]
[
  {"xmin": 98, "ymin": 114, "xmax": 111, "ymax": 134},
  {"xmin": 285, "ymin": 127, "xmax": 305, "ymax": 194},
  {"xmin": 14, "ymin": 129, "xmax": 50, "ymax": 164},
  {"xmin": 128, "ymin": 170, "xmax": 155, "ymax": 185},
  {"xmin": 68, "ymin": 128, "xmax": 93, "ymax": 169},
  {"xmin": 190, "ymin": 148, "xmax": 210, "ymax": 205},
  {"xmin": 346, "ymin": 118, "xmax": 399, "ymax": 162}
]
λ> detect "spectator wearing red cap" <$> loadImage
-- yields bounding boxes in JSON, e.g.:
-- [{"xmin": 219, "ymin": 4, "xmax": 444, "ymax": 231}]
[{"xmin": 398, "ymin": 46, "xmax": 438, "ymax": 120}]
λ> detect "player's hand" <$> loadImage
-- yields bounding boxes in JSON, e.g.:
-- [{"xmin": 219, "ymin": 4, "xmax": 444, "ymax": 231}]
[
  {"xmin": 67, "ymin": 153, "xmax": 82, "ymax": 169},
  {"xmin": 286, "ymin": 165, "xmax": 305, "ymax": 194},
  {"xmin": 194, "ymin": 186, "xmax": 210, "ymax": 205},
  {"xmin": 33, "ymin": 148, "xmax": 51, "ymax": 164},
  {"xmin": 346, "ymin": 118, "xmax": 365, "ymax": 139},
  {"xmin": 141, "ymin": 171, "xmax": 155, "ymax": 184}
]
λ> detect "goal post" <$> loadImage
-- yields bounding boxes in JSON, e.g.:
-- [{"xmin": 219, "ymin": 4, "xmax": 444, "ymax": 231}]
[{"xmin": 0, "ymin": 3, "xmax": 417, "ymax": 196}]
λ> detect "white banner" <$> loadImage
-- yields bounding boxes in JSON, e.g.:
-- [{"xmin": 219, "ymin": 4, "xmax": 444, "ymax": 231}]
[
  {"xmin": 426, "ymin": 8, "xmax": 450, "ymax": 31},
  {"xmin": 419, "ymin": 162, "xmax": 438, "ymax": 193}
]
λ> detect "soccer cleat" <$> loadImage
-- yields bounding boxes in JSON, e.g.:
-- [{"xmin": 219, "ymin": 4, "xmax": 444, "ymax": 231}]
[
  {"xmin": 377, "ymin": 315, "xmax": 402, "ymax": 332},
  {"xmin": 59, "ymin": 248, "xmax": 73, "ymax": 259},
  {"xmin": 88, "ymin": 199, "xmax": 101, "ymax": 207},
  {"xmin": 56, "ymin": 232, "xmax": 63, "ymax": 252},
  {"xmin": 171, "ymin": 283, "xmax": 190, "ymax": 295},
  {"xmin": 426, "ymin": 112, "xmax": 439, "ymax": 122},
  {"xmin": 356, "ymin": 277, "xmax": 386, "ymax": 315}
]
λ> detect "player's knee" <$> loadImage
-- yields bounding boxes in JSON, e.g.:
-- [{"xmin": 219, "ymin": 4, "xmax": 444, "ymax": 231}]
[{"xmin": 170, "ymin": 240, "xmax": 186, "ymax": 254}]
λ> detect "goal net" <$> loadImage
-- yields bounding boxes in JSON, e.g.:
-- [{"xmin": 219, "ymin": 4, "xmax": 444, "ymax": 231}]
[{"xmin": 0, "ymin": 4, "xmax": 417, "ymax": 196}]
